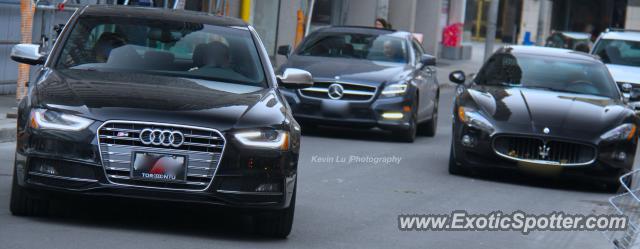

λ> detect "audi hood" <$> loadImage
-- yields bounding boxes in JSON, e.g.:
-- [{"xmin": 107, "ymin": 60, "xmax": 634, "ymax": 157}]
[
  {"xmin": 31, "ymin": 69, "xmax": 288, "ymax": 131},
  {"xmin": 463, "ymin": 86, "xmax": 633, "ymax": 141},
  {"xmin": 279, "ymin": 55, "xmax": 413, "ymax": 86}
]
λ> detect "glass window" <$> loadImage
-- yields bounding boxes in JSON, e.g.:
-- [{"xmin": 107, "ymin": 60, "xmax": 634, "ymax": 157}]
[
  {"xmin": 593, "ymin": 39, "xmax": 640, "ymax": 67},
  {"xmin": 475, "ymin": 53, "xmax": 619, "ymax": 98},
  {"xmin": 56, "ymin": 15, "xmax": 266, "ymax": 87},
  {"xmin": 297, "ymin": 32, "xmax": 408, "ymax": 63}
]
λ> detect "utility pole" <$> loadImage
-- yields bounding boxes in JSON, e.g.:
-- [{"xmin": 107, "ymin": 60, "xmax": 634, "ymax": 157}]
[
  {"xmin": 535, "ymin": 0, "xmax": 548, "ymax": 45},
  {"xmin": 484, "ymin": 0, "xmax": 499, "ymax": 61}
]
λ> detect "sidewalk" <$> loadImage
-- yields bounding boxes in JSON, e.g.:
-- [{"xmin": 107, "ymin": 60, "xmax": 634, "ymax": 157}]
[
  {"xmin": 0, "ymin": 95, "xmax": 17, "ymax": 142},
  {"xmin": 436, "ymin": 41, "xmax": 498, "ymax": 86}
]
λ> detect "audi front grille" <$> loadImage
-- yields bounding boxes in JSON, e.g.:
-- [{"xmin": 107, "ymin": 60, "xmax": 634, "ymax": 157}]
[
  {"xmin": 299, "ymin": 81, "xmax": 377, "ymax": 101},
  {"xmin": 492, "ymin": 136, "xmax": 596, "ymax": 166},
  {"xmin": 97, "ymin": 121, "xmax": 225, "ymax": 191}
]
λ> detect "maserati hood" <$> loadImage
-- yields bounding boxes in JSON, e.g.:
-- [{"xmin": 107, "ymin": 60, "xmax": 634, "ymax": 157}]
[
  {"xmin": 34, "ymin": 69, "xmax": 286, "ymax": 130},
  {"xmin": 281, "ymin": 55, "xmax": 412, "ymax": 86},
  {"xmin": 468, "ymin": 86, "xmax": 628, "ymax": 139}
]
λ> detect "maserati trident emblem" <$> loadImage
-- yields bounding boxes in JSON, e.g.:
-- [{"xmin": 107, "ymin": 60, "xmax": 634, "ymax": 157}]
[
  {"xmin": 543, "ymin": 127, "xmax": 550, "ymax": 134},
  {"xmin": 538, "ymin": 143, "xmax": 551, "ymax": 159},
  {"xmin": 328, "ymin": 83, "xmax": 344, "ymax": 100}
]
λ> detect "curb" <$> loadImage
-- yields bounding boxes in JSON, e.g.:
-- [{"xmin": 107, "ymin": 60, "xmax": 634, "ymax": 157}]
[{"xmin": 0, "ymin": 121, "xmax": 16, "ymax": 142}]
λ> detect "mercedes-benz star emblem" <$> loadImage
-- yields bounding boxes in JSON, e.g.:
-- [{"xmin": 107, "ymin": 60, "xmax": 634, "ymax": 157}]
[
  {"xmin": 543, "ymin": 127, "xmax": 550, "ymax": 134},
  {"xmin": 328, "ymin": 83, "xmax": 344, "ymax": 100},
  {"xmin": 139, "ymin": 129, "xmax": 184, "ymax": 147}
]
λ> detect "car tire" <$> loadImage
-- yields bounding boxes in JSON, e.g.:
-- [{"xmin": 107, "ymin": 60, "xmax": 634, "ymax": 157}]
[
  {"xmin": 448, "ymin": 142, "xmax": 468, "ymax": 175},
  {"xmin": 420, "ymin": 95, "xmax": 439, "ymax": 137},
  {"xmin": 10, "ymin": 172, "xmax": 50, "ymax": 217},
  {"xmin": 255, "ymin": 187, "xmax": 296, "ymax": 238}
]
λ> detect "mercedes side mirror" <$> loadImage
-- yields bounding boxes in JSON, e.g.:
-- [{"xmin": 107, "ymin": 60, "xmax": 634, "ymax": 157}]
[
  {"xmin": 420, "ymin": 54, "xmax": 436, "ymax": 67},
  {"xmin": 10, "ymin": 44, "xmax": 45, "ymax": 65},
  {"xmin": 449, "ymin": 70, "xmax": 466, "ymax": 84},
  {"xmin": 621, "ymin": 83, "xmax": 633, "ymax": 93},
  {"xmin": 277, "ymin": 45, "xmax": 292, "ymax": 57},
  {"xmin": 277, "ymin": 68, "xmax": 313, "ymax": 89}
]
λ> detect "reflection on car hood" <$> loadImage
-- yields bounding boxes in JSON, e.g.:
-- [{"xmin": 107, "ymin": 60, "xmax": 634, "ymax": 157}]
[
  {"xmin": 468, "ymin": 86, "xmax": 628, "ymax": 138},
  {"xmin": 34, "ymin": 69, "xmax": 286, "ymax": 130},
  {"xmin": 281, "ymin": 55, "xmax": 412, "ymax": 86},
  {"xmin": 606, "ymin": 64, "xmax": 640, "ymax": 84}
]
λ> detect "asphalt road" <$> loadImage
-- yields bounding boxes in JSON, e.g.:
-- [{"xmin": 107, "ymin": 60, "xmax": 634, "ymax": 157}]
[{"xmin": 0, "ymin": 85, "xmax": 625, "ymax": 249}]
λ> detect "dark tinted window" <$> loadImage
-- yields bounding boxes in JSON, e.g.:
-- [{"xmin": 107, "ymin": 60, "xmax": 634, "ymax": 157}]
[
  {"xmin": 593, "ymin": 39, "xmax": 640, "ymax": 67},
  {"xmin": 56, "ymin": 15, "xmax": 266, "ymax": 87},
  {"xmin": 297, "ymin": 32, "xmax": 408, "ymax": 63},
  {"xmin": 475, "ymin": 53, "xmax": 619, "ymax": 98}
]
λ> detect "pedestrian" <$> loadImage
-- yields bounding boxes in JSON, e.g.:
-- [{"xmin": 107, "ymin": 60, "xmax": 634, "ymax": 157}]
[{"xmin": 375, "ymin": 18, "xmax": 392, "ymax": 29}]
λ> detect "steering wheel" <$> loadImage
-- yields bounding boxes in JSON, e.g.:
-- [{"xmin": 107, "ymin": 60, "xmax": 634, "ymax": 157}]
[{"xmin": 566, "ymin": 81, "xmax": 599, "ymax": 95}]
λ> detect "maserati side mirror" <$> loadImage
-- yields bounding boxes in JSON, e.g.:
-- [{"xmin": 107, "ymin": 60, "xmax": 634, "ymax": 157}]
[
  {"xmin": 449, "ymin": 70, "xmax": 466, "ymax": 84},
  {"xmin": 277, "ymin": 68, "xmax": 313, "ymax": 89}
]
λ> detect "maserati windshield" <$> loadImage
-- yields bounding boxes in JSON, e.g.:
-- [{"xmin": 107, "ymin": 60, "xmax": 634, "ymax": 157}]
[
  {"xmin": 56, "ymin": 15, "xmax": 266, "ymax": 86},
  {"xmin": 474, "ymin": 53, "xmax": 619, "ymax": 98},
  {"xmin": 297, "ymin": 32, "xmax": 409, "ymax": 63}
]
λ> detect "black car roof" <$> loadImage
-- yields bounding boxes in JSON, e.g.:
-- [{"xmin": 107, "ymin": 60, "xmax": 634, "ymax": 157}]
[
  {"xmin": 312, "ymin": 26, "xmax": 411, "ymax": 38},
  {"xmin": 498, "ymin": 45, "xmax": 601, "ymax": 62},
  {"xmin": 80, "ymin": 5, "xmax": 248, "ymax": 27}
]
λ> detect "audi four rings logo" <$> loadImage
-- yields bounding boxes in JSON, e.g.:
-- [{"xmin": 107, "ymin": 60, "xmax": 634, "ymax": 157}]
[{"xmin": 139, "ymin": 129, "xmax": 184, "ymax": 147}]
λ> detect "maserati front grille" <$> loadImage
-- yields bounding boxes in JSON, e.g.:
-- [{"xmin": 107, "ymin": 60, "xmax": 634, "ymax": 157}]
[
  {"xmin": 97, "ymin": 121, "xmax": 225, "ymax": 190},
  {"xmin": 299, "ymin": 81, "xmax": 377, "ymax": 101},
  {"xmin": 492, "ymin": 136, "xmax": 596, "ymax": 166}
]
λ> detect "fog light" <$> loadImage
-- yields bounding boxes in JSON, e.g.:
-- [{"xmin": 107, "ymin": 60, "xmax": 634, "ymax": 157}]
[
  {"xmin": 36, "ymin": 163, "xmax": 58, "ymax": 175},
  {"xmin": 255, "ymin": 183, "xmax": 281, "ymax": 192},
  {"xmin": 461, "ymin": 134, "xmax": 476, "ymax": 147},
  {"xmin": 614, "ymin": 152, "xmax": 627, "ymax": 161},
  {"xmin": 382, "ymin": 112, "xmax": 404, "ymax": 120}
]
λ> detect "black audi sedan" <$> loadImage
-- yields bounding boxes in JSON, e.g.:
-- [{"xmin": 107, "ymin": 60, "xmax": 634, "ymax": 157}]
[
  {"xmin": 448, "ymin": 46, "xmax": 638, "ymax": 190},
  {"xmin": 9, "ymin": 5, "xmax": 313, "ymax": 237},
  {"xmin": 276, "ymin": 26, "xmax": 440, "ymax": 142}
]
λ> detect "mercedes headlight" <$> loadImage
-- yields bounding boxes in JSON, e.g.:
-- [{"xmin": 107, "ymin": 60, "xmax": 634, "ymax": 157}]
[
  {"xmin": 381, "ymin": 82, "xmax": 408, "ymax": 97},
  {"xmin": 30, "ymin": 109, "xmax": 93, "ymax": 131},
  {"xmin": 234, "ymin": 129, "xmax": 290, "ymax": 150},
  {"xmin": 457, "ymin": 106, "xmax": 494, "ymax": 134},
  {"xmin": 601, "ymin": 123, "xmax": 636, "ymax": 142}
]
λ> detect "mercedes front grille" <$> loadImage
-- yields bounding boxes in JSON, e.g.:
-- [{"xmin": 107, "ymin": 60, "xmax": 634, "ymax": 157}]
[
  {"xmin": 299, "ymin": 81, "xmax": 377, "ymax": 101},
  {"xmin": 97, "ymin": 121, "xmax": 225, "ymax": 191}
]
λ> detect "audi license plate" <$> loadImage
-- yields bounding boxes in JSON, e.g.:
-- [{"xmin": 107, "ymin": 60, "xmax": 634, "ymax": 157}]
[{"xmin": 132, "ymin": 152, "xmax": 186, "ymax": 182}]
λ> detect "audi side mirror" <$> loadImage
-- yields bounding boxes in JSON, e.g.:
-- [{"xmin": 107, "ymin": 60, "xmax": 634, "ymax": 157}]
[
  {"xmin": 277, "ymin": 68, "xmax": 313, "ymax": 89},
  {"xmin": 420, "ymin": 54, "xmax": 436, "ymax": 67},
  {"xmin": 10, "ymin": 44, "xmax": 45, "ymax": 65},
  {"xmin": 449, "ymin": 70, "xmax": 466, "ymax": 84},
  {"xmin": 277, "ymin": 45, "xmax": 292, "ymax": 57}
]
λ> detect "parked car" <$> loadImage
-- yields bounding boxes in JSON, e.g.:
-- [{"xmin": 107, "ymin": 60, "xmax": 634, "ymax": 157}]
[
  {"xmin": 448, "ymin": 46, "xmax": 638, "ymax": 191},
  {"xmin": 276, "ymin": 26, "xmax": 440, "ymax": 142},
  {"xmin": 9, "ymin": 5, "xmax": 312, "ymax": 238},
  {"xmin": 545, "ymin": 31, "xmax": 592, "ymax": 52},
  {"xmin": 591, "ymin": 28, "xmax": 640, "ymax": 109}
]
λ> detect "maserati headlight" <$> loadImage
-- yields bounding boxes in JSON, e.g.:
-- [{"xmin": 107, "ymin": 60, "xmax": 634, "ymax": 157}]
[
  {"xmin": 457, "ymin": 106, "xmax": 494, "ymax": 134},
  {"xmin": 381, "ymin": 82, "xmax": 408, "ymax": 97},
  {"xmin": 234, "ymin": 129, "xmax": 290, "ymax": 150},
  {"xmin": 30, "ymin": 109, "xmax": 93, "ymax": 131},
  {"xmin": 601, "ymin": 123, "xmax": 636, "ymax": 142}
]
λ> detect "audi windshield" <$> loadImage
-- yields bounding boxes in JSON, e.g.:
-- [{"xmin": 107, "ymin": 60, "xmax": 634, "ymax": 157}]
[{"xmin": 55, "ymin": 15, "xmax": 267, "ymax": 87}]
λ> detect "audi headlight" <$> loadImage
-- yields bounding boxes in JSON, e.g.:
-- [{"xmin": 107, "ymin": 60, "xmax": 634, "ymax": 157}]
[
  {"xmin": 601, "ymin": 123, "xmax": 637, "ymax": 142},
  {"xmin": 457, "ymin": 106, "xmax": 494, "ymax": 134},
  {"xmin": 234, "ymin": 129, "xmax": 289, "ymax": 150},
  {"xmin": 381, "ymin": 82, "xmax": 408, "ymax": 97},
  {"xmin": 30, "ymin": 109, "xmax": 93, "ymax": 131}
]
